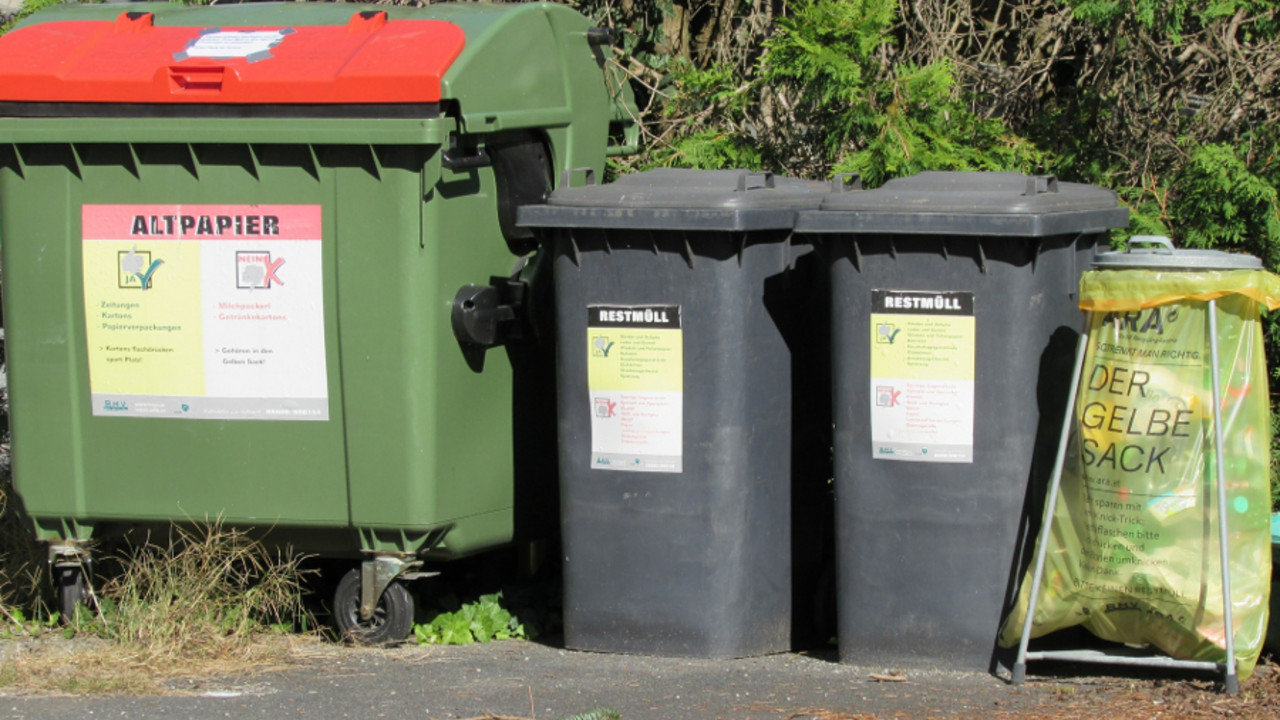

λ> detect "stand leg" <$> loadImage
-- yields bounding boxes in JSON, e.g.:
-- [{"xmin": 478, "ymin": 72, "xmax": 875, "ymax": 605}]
[
  {"xmin": 1207, "ymin": 300, "xmax": 1239, "ymax": 695},
  {"xmin": 1013, "ymin": 322, "xmax": 1089, "ymax": 684}
]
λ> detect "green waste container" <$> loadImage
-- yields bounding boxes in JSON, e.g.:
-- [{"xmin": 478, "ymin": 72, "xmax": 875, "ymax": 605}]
[
  {"xmin": 0, "ymin": 1, "xmax": 629, "ymax": 642},
  {"xmin": 519, "ymin": 168, "xmax": 831, "ymax": 658}
]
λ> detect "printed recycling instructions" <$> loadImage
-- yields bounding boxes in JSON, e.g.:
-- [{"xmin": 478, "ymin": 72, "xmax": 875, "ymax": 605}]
[{"xmin": 999, "ymin": 267, "xmax": 1280, "ymax": 680}]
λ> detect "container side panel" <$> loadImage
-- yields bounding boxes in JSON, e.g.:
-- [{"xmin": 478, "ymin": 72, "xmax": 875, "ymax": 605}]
[
  {"xmin": 3, "ymin": 157, "xmax": 89, "ymax": 524},
  {"xmin": 338, "ymin": 151, "xmax": 515, "ymax": 549},
  {"xmin": 428, "ymin": 164, "xmax": 519, "ymax": 551}
]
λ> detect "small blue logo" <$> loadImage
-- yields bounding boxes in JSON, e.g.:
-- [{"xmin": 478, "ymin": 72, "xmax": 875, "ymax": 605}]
[{"xmin": 103, "ymin": 400, "xmax": 129, "ymax": 412}]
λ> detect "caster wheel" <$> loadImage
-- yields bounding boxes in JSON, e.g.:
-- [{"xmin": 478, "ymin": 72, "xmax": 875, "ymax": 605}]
[
  {"xmin": 56, "ymin": 566, "xmax": 91, "ymax": 623},
  {"xmin": 332, "ymin": 568, "xmax": 414, "ymax": 644}
]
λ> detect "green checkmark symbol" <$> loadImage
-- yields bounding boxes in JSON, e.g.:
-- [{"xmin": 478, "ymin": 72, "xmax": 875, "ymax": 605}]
[{"xmin": 135, "ymin": 259, "xmax": 164, "ymax": 290}]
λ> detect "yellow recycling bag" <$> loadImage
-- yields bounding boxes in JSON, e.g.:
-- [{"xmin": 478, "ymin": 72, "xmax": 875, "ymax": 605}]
[{"xmin": 1000, "ymin": 263, "xmax": 1280, "ymax": 681}]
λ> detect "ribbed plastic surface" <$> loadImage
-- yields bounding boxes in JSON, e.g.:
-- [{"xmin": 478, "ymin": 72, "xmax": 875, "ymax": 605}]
[
  {"xmin": 802, "ymin": 171, "xmax": 1129, "ymax": 670},
  {"xmin": 0, "ymin": 10, "xmax": 463, "ymax": 104},
  {"xmin": 529, "ymin": 168, "xmax": 830, "ymax": 657}
]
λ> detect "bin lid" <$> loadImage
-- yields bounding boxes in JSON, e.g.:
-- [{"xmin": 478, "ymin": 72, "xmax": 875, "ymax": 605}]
[
  {"xmin": 0, "ymin": 10, "xmax": 464, "ymax": 105},
  {"xmin": 1092, "ymin": 236, "xmax": 1262, "ymax": 270},
  {"xmin": 518, "ymin": 169, "xmax": 831, "ymax": 232},
  {"xmin": 795, "ymin": 171, "xmax": 1130, "ymax": 237}
]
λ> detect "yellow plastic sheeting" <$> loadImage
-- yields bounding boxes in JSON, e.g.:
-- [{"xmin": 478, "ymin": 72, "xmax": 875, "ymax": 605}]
[
  {"xmin": 1000, "ymin": 269, "xmax": 1277, "ymax": 681},
  {"xmin": 1079, "ymin": 268, "xmax": 1280, "ymax": 313}
]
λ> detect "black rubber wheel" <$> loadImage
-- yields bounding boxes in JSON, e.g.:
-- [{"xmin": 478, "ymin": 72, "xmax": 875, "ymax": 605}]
[
  {"xmin": 332, "ymin": 568, "xmax": 414, "ymax": 644},
  {"xmin": 56, "ymin": 566, "xmax": 88, "ymax": 624}
]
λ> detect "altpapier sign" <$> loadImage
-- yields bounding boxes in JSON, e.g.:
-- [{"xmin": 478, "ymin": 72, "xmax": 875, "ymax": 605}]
[{"xmin": 82, "ymin": 204, "xmax": 328, "ymax": 421}]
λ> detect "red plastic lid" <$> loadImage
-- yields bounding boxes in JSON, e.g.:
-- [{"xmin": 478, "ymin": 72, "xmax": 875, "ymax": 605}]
[{"xmin": 0, "ymin": 11, "xmax": 465, "ymax": 104}]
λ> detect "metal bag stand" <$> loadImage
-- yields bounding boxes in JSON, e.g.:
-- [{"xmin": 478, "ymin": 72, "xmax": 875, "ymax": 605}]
[{"xmin": 1011, "ymin": 297, "xmax": 1239, "ymax": 694}]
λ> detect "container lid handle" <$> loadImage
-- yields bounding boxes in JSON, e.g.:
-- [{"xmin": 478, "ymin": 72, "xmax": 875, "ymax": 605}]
[
  {"xmin": 559, "ymin": 167, "xmax": 597, "ymax": 189},
  {"xmin": 736, "ymin": 171, "xmax": 775, "ymax": 192},
  {"xmin": 1126, "ymin": 235, "xmax": 1175, "ymax": 253},
  {"xmin": 348, "ymin": 10, "xmax": 388, "ymax": 31},
  {"xmin": 831, "ymin": 173, "xmax": 862, "ymax": 193},
  {"xmin": 1024, "ymin": 175, "xmax": 1059, "ymax": 195}
]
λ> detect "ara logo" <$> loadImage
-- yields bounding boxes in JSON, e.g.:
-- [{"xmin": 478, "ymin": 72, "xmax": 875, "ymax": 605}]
[
  {"xmin": 118, "ymin": 247, "xmax": 163, "ymax": 290},
  {"xmin": 1102, "ymin": 306, "xmax": 1178, "ymax": 335}
]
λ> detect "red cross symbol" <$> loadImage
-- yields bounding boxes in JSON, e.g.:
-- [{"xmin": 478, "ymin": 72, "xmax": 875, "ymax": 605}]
[{"xmin": 263, "ymin": 257, "xmax": 285, "ymax": 286}]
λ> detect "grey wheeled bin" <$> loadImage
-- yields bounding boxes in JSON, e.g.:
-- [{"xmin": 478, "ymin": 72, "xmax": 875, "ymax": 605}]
[
  {"xmin": 519, "ymin": 168, "xmax": 829, "ymax": 658},
  {"xmin": 795, "ymin": 171, "xmax": 1129, "ymax": 671}
]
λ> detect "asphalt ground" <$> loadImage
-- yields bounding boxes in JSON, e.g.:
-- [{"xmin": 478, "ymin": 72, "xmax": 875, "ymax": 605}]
[{"xmin": 1, "ymin": 637, "xmax": 1066, "ymax": 720}]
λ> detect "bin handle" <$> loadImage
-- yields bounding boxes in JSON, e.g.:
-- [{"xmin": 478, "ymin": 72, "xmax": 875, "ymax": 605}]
[
  {"xmin": 560, "ymin": 167, "xmax": 597, "ymax": 189},
  {"xmin": 1023, "ymin": 175, "xmax": 1059, "ymax": 195},
  {"xmin": 1125, "ymin": 235, "xmax": 1175, "ymax": 253},
  {"xmin": 348, "ymin": 10, "xmax": 388, "ymax": 31},
  {"xmin": 736, "ymin": 172, "xmax": 775, "ymax": 192},
  {"xmin": 115, "ymin": 11, "xmax": 154, "ymax": 31},
  {"xmin": 165, "ymin": 65, "xmax": 229, "ymax": 94},
  {"xmin": 830, "ymin": 173, "xmax": 862, "ymax": 193}
]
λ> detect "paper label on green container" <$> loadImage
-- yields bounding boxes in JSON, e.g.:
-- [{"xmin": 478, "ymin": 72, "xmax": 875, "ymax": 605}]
[
  {"xmin": 868, "ymin": 289, "xmax": 975, "ymax": 463},
  {"xmin": 81, "ymin": 204, "xmax": 328, "ymax": 421},
  {"xmin": 586, "ymin": 305, "xmax": 682, "ymax": 472}
]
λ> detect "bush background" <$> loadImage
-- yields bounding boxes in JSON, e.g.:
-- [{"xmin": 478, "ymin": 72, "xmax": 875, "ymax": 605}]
[{"xmin": 589, "ymin": 0, "xmax": 1280, "ymax": 503}]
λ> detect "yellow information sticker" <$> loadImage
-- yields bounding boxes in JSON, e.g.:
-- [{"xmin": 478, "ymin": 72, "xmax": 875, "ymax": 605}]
[
  {"xmin": 81, "ymin": 204, "xmax": 328, "ymax": 421},
  {"xmin": 869, "ymin": 289, "xmax": 975, "ymax": 462},
  {"xmin": 586, "ymin": 305, "xmax": 682, "ymax": 472}
]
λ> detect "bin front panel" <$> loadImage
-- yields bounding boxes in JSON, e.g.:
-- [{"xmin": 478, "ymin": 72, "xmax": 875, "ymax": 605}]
[
  {"xmin": 553, "ymin": 228, "xmax": 794, "ymax": 658},
  {"xmin": 1, "ymin": 137, "xmax": 523, "ymax": 549},
  {"xmin": 829, "ymin": 233, "xmax": 1096, "ymax": 669},
  {"xmin": 1, "ymin": 142, "xmax": 350, "ymax": 528}
]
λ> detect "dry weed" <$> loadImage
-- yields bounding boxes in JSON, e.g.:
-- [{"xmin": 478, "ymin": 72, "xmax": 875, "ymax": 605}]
[
  {"xmin": 0, "ymin": 479, "xmax": 50, "ymax": 622},
  {"xmin": 0, "ymin": 633, "xmax": 321, "ymax": 695},
  {"xmin": 0, "ymin": 516, "xmax": 316, "ymax": 695},
  {"xmin": 95, "ymin": 520, "xmax": 312, "ymax": 665}
]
